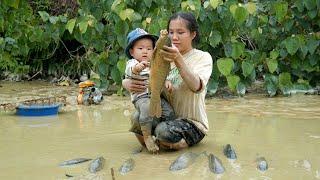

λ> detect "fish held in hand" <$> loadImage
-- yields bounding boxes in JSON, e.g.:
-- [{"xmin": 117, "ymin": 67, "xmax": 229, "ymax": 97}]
[{"xmin": 149, "ymin": 30, "xmax": 171, "ymax": 118}]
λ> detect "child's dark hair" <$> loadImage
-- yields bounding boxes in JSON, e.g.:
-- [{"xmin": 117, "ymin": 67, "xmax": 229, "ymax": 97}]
[{"xmin": 167, "ymin": 12, "xmax": 200, "ymax": 45}]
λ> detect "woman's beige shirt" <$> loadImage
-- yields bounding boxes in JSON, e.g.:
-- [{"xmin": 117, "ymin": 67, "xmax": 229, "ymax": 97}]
[{"xmin": 166, "ymin": 49, "xmax": 213, "ymax": 134}]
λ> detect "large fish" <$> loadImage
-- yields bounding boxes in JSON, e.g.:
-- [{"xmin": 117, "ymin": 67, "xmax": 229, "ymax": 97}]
[
  {"xmin": 208, "ymin": 153, "xmax": 225, "ymax": 174},
  {"xmin": 119, "ymin": 158, "xmax": 135, "ymax": 175},
  {"xmin": 169, "ymin": 152, "xmax": 199, "ymax": 171},
  {"xmin": 88, "ymin": 156, "xmax": 105, "ymax": 173},
  {"xmin": 149, "ymin": 30, "xmax": 171, "ymax": 118},
  {"xmin": 223, "ymin": 144, "xmax": 237, "ymax": 159}
]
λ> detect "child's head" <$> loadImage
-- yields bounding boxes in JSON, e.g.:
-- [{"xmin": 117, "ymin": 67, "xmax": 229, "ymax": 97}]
[{"xmin": 125, "ymin": 28, "xmax": 158, "ymax": 62}]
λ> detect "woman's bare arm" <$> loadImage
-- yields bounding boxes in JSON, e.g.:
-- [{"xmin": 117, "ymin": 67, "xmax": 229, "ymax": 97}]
[{"xmin": 161, "ymin": 46, "xmax": 201, "ymax": 92}]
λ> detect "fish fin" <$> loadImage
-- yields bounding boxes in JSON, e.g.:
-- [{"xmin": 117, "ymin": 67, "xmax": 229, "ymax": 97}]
[{"xmin": 150, "ymin": 101, "xmax": 162, "ymax": 118}]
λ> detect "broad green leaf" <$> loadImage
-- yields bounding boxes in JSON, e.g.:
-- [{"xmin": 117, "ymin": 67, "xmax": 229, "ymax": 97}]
[
  {"xmin": 224, "ymin": 42, "xmax": 233, "ymax": 57},
  {"xmin": 237, "ymin": 82, "xmax": 246, "ymax": 96},
  {"xmin": 264, "ymin": 74, "xmax": 278, "ymax": 97},
  {"xmin": 300, "ymin": 45, "xmax": 309, "ymax": 58},
  {"xmin": 266, "ymin": 58, "xmax": 278, "ymax": 73},
  {"xmin": 207, "ymin": 79, "xmax": 219, "ymax": 96},
  {"xmin": 144, "ymin": 0, "xmax": 153, "ymax": 8},
  {"xmin": 5, "ymin": 37, "xmax": 16, "ymax": 45},
  {"xmin": 242, "ymin": 61, "xmax": 254, "ymax": 77},
  {"xmin": 246, "ymin": 2, "xmax": 256, "ymax": 14},
  {"xmin": 273, "ymin": 1, "xmax": 288, "ymax": 22},
  {"xmin": 234, "ymin": 7, "xmax": 248, "ymax": 24},
  {"xmin": 95, "ymin": 23, "xmax": 104, "ymax": 34},
  {"xmin": 306, "ymin": 39, "xmax": 319, "ymax": 54},
  {"xmin": 229, "ymin": 4, "xmax": 237, "ymax": 16},
  {"xmin": 131, "ymin": 12, "xmax": 142, "ymax": 22},
  {"xmin": 4, "ymin": 0, "xmax": 20, "ymax": 9},
  {"xmin": 209, "ymin": 31, "xmax": 221, "ymax": 47},
  {"xmin": 117, "ymin": 57, "xmax": 127, "ymax": 75},
  {"xmin": 111, "ymin": 0, "xmax": 123, "ymax": 13},
  {"xmin": 217, "ymin": 58, "xmax": 234, "ymax": 76},
  {"xmin": 231, "ymin": 42, "xmax": 245, "ymax": 59},
  {"xmin": 210, "ymin": 0, "xmax": 223, "ymax": 9},
  {"xmin": 66, "ymin": 19, "xmax": 76, "ymax": 34},
  {"xmin": 119, "ymin": 8, "xmax": 135, "ymax": 21},
  {"xmin": 78, "ymin": 20, "xmax": 89, "ymax": 34},
  {"xmin": 279, "ymin": 72, "xmax": 292, "ymax": 88},
  {"xmin": 115, "ymin": 21, "xmax": 129, "ymax": 48},
  {"xmin": 0, "ymin": 16, "xmax": 3, "ymax": 32},
  {"xmin": 266, "ymin": 83, "xmax": 277, "ymax": 97},
  {"xmin": 307, "ymin": 9, "xmax": 318, "ymax": 19},
  {"xmin": 49, "ymin": 16, "xmax": 59, "ymax": 24},
  {"xmin": 284, "ymin": 37, "xmax": 300, "ymax": 55},
  {"xmin": 226, "ymin": 75, "xmax": 240, "ymax": 91},
  {"xmin": 59, "ymin": 15, "xmax": 68, "ymax": 23},
  {"xmin": 304, "ymin": 0, "xmax": 316, "ymax": 10},
  {"xmin": 98, "ymin": 62, "xmax": 108, "ymax": 76},
  {"xmin": 38, "ymin": 11, "xmax": 50, "ymax": 22},
  {"xmin": 111, "ymin": 68, "xmax": 122, "ymax": 84},
  {"xmin": 270, "ymin": 49, "xmax": 279, "ymax": 59},
  {"xmin": 0, "ymin": 37, "xmax": 4, "ymax": 48},
  {"xmin": 295, "ymin": 1, "xmax": 304, "ymax": 12},
  {"xmin": 90, "ymin": 71, "xmax": 100, "ymax": 80}
]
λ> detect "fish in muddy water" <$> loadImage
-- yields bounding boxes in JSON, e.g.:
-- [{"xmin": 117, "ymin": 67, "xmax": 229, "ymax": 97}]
[
  {"xmin": 58, "ymin": 158, "xmax": 92, "ymax": 166},
  {"xmin": 149, "ymin": 29, "xmax": 171, "ymax": 118},
  {"xmin": 208, "ymin": 154, "xmax": 225, "ymax": 174},
  {"xmin": 88, "ymin": 156, "xmax": 105, "ymax": 173},
  {"xmin": 223, "ymin": 144, "xmax": 237, "ymax": 159},
  {"xmin": 169, "ymin": 152, "xmax": 199, "ymax": 171},
  {"xmin": 119, "ymin": 158, "xmax": 135, "ymax": 175},
  {"xmin": 256, "ymin": 157, "xmax": 268, "ymax": 171}
]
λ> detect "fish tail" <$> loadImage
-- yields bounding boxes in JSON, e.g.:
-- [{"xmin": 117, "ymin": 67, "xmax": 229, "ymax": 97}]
[{"xmin": 150, "ymin": 101, "xmax": 162, "ymax": 118}]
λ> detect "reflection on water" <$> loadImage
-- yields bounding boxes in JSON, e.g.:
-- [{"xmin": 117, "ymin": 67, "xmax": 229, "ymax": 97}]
[{"xmin": 0, "ymin": 81, "xmax": 319, "ymax": 179}]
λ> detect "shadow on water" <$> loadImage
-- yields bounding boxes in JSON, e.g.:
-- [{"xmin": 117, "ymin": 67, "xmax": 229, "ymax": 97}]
[{"xmin": 0, "ymin": 81, "xmax": 319, "ymax": 179}]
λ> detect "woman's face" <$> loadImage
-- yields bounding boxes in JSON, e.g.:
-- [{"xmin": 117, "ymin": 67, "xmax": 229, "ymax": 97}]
[{"xmin": 168, "ymin": 18, "xmax": 196, "ymax": 55}]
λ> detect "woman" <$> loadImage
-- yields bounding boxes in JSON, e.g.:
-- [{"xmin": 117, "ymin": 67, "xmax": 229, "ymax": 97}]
[{"xmin": 122, "ymin": 12, "xmax": 213, "ymax": 151}]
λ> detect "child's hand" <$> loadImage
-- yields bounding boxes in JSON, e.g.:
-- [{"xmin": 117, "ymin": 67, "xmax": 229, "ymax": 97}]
[
  {"xmin": 165, "ymin": 80, "xmax": 173, "ymax": 93},
  {"xmin": 133, "ymin": 61, "xmax": 149, "ymax": 74}
]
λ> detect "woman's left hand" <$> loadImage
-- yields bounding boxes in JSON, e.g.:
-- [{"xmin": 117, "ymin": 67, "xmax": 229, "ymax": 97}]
[{"xmin": 161, "ymin": 45, "xmax": 182, "ymax": 63}]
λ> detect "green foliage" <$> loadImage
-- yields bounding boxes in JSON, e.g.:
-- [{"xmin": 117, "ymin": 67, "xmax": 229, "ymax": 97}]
[{"xmin": 0, "ymin": 0, "xmax": 319, "ymax": 96}]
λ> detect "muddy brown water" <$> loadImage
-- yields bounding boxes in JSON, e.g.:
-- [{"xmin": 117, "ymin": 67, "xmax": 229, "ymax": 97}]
[{"xmin": 0, "ymin": 81, "xmax": 319, "ymax": 180}]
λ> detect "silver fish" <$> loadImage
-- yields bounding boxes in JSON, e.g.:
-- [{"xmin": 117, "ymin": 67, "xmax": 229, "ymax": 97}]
[
  {"xmin": 208, "ymin": 154, "xmax": 225, "ymax": 174},
  {"xmin": 88, "ymin": 156, "xmax": 105, "ymax": 173},
  {"xmin": 169, "ymin": 152, "xmax": 199, "ymax": 171},
  {"xmin": 119, "ymin": 158, "xmax": 135, "ymax": 175},
  {"xmin": 58, "ymin": 158, "xmax": 92, "ymax": 166},
  {"xmin": 223, "ymin": 144, "xmax": 237, "ymax": 159},
  {"xmin": 256, "ymin": 157, "xmax": 268, "ymax": 171}
]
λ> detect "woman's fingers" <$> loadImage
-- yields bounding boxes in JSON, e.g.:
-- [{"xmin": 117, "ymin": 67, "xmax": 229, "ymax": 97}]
[
  {"xmin": 129, "ymin": 79, "xmax": 147, "ymax": 93},
  {"xmin": 160, "ymin": 49, "xmax": 176, "ymax": 62}
]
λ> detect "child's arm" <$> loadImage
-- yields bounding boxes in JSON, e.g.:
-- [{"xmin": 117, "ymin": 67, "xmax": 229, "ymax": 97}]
[{"xmin": 132, "ymin": 61, "xmax": 149, "ymax": 74}]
